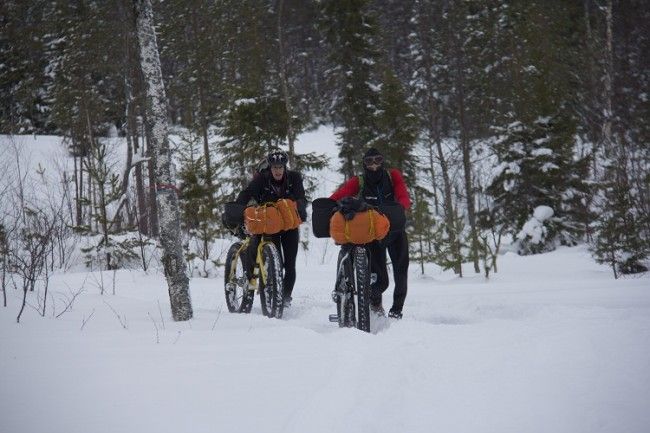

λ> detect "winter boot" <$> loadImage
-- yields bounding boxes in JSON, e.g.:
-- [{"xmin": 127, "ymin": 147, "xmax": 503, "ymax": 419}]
[
  {"xmin": 370, "ymin": 302, "xmax": 385, "ymax": 317},
  {"xmin": 283, "ymin": 295, "xmax": 293, "ymax": 308},
  {"xmin": 388, "ymin": 308, "xmax": 402, "ymax": 319}
]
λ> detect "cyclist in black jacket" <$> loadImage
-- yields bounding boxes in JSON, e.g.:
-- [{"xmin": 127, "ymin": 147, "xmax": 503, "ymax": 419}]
[{"xmin": 235, "ymin": 150, "xmax": 307, "ymax": 307}]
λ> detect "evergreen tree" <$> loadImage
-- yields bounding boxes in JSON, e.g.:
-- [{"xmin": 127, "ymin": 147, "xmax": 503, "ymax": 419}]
[
  {"xmin": 0, "ymin": 1, "xmax": 51, "ymax": 133},
  {"xmin": 407, "ymin": 0, "xmax": 463, "ymax": 273},
  {"xmin": 372, "ymin": 0, "xmax": 414, "ymax": 84},
  {"xmin": 433, "ymin": 207, "xmax": 467, "ymax": 276},
  {"xmin": 409, "ymin": 185, "xmax": 437, "ymax": 274},
  {"xmin": 374, "ymin": 67, "xmax": 418, "ymax": 181},
  {"xmin": 216, "ymin": 1, "xmax": 283, "ymax": 195},
  {"xmin": 47, "ymin": 1, "xmax": 126, "ymax": 139},
  {"xmin": 591, "ymin": 155, "xmax": 649, "ymax": 277},
  {"xmin": 487, "ymin": 116, "xmax": 590, "ymax": 254},
  {"xmin": 485, "ymin": 1, "xmax": 591, "ymax": 255},
  {"xmin": 320, "ymin": 0, "xmax": 382, "ymax": 178},
  {"xmin": 177, "ymin": 130, "xmax": 220, "ymax": 276}
]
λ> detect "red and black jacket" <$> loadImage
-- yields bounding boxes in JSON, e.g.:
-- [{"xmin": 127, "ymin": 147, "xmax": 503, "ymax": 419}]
[{"xmin": 330, "ymin": 168, "xmax": 411, "ymax": 210}]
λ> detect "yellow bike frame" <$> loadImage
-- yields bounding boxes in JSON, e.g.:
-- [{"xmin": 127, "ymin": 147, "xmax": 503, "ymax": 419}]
[{"xmin": 230, "ymin": 235, "xmax": 274, "ymax": 291}]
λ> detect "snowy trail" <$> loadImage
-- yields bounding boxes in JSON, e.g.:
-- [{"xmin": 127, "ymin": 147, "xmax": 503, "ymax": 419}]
[{"xmin": 2, "ymin": 245, "xmax": 650, "ymax": 433}]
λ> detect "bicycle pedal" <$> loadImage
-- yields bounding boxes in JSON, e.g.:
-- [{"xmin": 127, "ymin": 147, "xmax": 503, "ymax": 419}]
[{"xmin": 328, "ymin": 314, "xmax": 339, "ymax": 322}]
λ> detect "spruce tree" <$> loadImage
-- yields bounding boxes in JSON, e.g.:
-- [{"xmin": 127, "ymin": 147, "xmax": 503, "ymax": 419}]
[
  {"xmin": 320, "ymin": 0, "xmax": 382, "ymax": 178},
  {"xmin": 410, "ymin": 185, "xmax": 437, "ymax": 274},
  {"xmin": 177, "ymin": 130, "xmax": 220, "ymax": 276},
  {"xmin": 591, "ymin": 161, "xmax": 649, "ymax": 277},
  {"xmin": 0, "ymin": 1, "xmax": 51, "ymax": 133},
  {"xmin": 487, "ymin": 116, "xmax": 590, "ymax": 254},
  {"xmin": 485, "ymin": 1, "xmax": 591, "ymax": 255},
  {"xmin": 374, "ymin": 67, "xmax": 418, "ymax": 180}
]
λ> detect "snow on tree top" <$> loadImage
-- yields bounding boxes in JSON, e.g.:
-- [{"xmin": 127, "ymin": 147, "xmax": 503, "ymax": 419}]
[
  {"xmin": 533, "ymin": 205, "xmax": 554, "ymax": 221},
  {"xmin": 234, "ymin": 98, "xmax": 257, "ymax": 106}
]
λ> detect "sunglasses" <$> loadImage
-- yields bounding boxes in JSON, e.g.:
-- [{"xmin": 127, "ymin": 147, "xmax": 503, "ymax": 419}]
[{"xmin": 364, "ymin": 155, "xmax": 384, "ymax": 165}]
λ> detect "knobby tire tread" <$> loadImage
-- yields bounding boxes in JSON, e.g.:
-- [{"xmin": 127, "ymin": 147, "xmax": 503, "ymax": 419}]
[
  {"xmin": 259, "ymin": 243, "xmax": 284, "ymax": 319},
  {"xmin": 354, "ymin": 246, "xmax": 371, "ymax": 332},
  {"xmin": 335, "ymin": 249, "xmax": 356, "ymax": 328},
  {"xmin": 224, "ymin": 241, "xmax": 254, "ymax": 313}
]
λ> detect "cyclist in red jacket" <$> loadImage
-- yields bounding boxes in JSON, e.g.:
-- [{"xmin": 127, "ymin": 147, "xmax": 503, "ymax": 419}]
[{"xmin": 330, "ymin": 148, "xmax": 411, "ymax": 319}]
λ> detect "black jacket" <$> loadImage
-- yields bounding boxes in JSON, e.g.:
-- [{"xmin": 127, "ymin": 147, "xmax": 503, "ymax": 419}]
[
  {"xmin": 236, "ymin": 170, "xmax": 307, "ymax": 221},
  {"xmin": 359, "ymin": 169, "xmax": 395, "ymax": 207}
]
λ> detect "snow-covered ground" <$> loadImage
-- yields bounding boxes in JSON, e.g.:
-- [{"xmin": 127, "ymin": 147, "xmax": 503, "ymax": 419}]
[
  {"xmin": 1, "ymin": 244, "xmax": 649, "ymax": 433},
  {"xmin": 1, "ymin": 129, "xmax": 649, "ymax": 433}
]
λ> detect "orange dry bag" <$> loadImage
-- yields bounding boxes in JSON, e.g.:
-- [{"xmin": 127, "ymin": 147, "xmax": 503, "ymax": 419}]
[
  {"xmin": 244, "ymin": 204, "xmax": 283, "ymax": 235},
  {"xmin": 275, "ymin": 198, "xmax": 302, "ymax": 231},
  {"xmin": 329, "ymin": 209, "xmax": 390, "ymax": 244}
]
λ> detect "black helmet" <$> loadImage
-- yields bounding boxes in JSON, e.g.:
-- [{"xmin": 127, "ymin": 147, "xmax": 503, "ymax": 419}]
[{"xmin": 267, "ymin": 150, "xmax": 288, "ymax": 167}]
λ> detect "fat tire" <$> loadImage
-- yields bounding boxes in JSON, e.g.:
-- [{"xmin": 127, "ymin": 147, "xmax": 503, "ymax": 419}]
[
  {"xmin": 335, "ymin": 249, "xmax": 356, "ymax": 328},
  {"xmin": 224, "ymin": 241, "xmax": 254, "ymax": 313},
  {"xmin": 353, "ymin": 246, "xmax": 371, "ymax": 332},
  {"xmin": 259, "ymin": 243, "xmax": 284, "ymax": 319}
]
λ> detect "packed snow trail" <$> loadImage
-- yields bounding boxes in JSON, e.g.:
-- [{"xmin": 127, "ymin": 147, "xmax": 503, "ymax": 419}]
[{"xmin": 2, "ymin": 245, "xmax": 650, "ymax": 433}]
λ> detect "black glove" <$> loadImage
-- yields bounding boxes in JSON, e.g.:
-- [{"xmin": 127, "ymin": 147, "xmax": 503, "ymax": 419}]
[{"xmin": 338, "ymin": 197, "xmax": 368, "ymax": 221}]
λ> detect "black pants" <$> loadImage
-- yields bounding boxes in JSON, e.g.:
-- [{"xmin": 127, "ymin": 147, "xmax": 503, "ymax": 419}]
[
  {"xmin": 245, "ymin": 228, "xmax": 299, "ymax": 298},
  {"xmin": 368, "ymin": 230, "xmax": 409, "ymax": 311}
]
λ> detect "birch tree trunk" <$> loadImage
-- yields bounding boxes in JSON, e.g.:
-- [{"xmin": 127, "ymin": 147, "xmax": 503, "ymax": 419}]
[
  {"xmin": 133, "ymin": 0, "xmax": 192, "ymax": 321},
  {"xmin": 145, "ymin": 125, "xmax": 160, "ymax": 237}
]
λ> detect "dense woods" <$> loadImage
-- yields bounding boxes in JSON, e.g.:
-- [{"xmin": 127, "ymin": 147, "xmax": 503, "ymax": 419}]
[{"xmin": 0, "ymin": 0, "xmax": 648, "ymax": 280}]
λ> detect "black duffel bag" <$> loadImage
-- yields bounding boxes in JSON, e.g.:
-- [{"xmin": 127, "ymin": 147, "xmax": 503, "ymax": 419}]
[
  {"xmin": 222, "ymin": 202, "xmax": 246, "ymax": 230},
  {"xmin": 311, "ymin": 197, "xmax": 337, "ymax": 238}
]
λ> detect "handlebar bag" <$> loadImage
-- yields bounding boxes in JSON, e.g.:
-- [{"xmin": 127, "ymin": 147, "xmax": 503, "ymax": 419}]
[
  {"xmin": 312, "ymin": 198, "xmax": 338, "ymax": 238},
  {"xmin": 223, "ymin": 202, "xmax": 246, "ymax": 229}
]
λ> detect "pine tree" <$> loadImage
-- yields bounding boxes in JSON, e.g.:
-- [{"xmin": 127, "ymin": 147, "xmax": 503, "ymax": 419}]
[
  {"xmin": 485, "ymin": 1, "xmax": 591, "ymax": 255},
  {"xmin": 592, "ymin": 152, "xmax": 649, "ymax": 277},
  {"xmin": 410, "ymin": 185, "xmax": 437, "ymax": 274},
  {"xmin": 215, "ymin": 1, "xmax": 284, "ymax": 196},
  {"xmin": 374, "ymin": 67, "xmax": 418, "ymax": 180},
  {"xmin": 407, "ymin": 0, "xmax": 463, "ymax": 273},
  {"xmin": 177, "ymin": 130, "xmax": 220, "ymax": 277},
  {"xmin": 320, "ymin": 0, "xmax": 382, "ymax": 178},
  {"xmin": 433, "ymin": 207, "xmax": 466, "ymax": 276},
  {"xmin": 0, "ymin": 1, "xmax": 51, "ymax": 133},
  {"xmin": 487, "ymin": 115, "xmax": 590, "ymax": 254}
]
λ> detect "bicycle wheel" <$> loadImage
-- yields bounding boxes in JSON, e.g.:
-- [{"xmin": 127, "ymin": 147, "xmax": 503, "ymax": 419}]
[
  {"xmin": 259, "ymin": 242, "xmax": 284, "ymax": 319},
  {"xmin": 224, "ymin": 241, "xmax": 254, "ymax": 313},
  {"xmin": 353, "ymin": 246, "xmax": 371, "ymax": 332},
  {"xmin": 335, "ymin": 248, "xmax": 356, "ymax": 328}
]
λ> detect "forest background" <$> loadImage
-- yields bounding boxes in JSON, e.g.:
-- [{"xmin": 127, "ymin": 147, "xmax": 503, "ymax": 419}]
[{"xmin": 0, "ymin": 0, "xmax": 648, "ymax": 285}]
